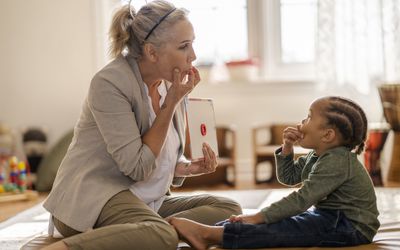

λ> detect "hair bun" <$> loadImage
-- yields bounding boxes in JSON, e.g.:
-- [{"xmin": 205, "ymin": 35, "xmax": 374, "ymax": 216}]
[{"xmin": 128, "ymin": 0, "xmax": 136, "ymax": 19}]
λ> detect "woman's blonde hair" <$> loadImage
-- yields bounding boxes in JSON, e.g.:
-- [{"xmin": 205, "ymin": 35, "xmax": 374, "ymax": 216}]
[{"xmin": 109, "ymin": 0, "xmax": 189, "ymax": 59}]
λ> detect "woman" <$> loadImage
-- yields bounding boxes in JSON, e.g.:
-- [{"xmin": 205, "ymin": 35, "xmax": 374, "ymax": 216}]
[{"xmin": 43, "ymin": 1, "xmax": 241, "ymax": 249}]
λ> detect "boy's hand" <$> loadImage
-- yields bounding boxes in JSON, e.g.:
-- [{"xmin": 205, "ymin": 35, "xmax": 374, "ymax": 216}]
[
  {"xmin": 228, "ymin": 212, "xmax": 264, "ymax": 224},
  {"xmin": 282, "ymin": 126, "xmax": 303, "ymax": 155}
]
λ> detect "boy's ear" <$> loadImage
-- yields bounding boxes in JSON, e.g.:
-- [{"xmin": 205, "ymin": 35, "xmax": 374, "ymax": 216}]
[
  {"xmin": 143, "ymin": 43, "xmax": 158, "ymax": 62},
  {"xmin": 322, "ymin": 128, "xmax": 336, "ymax": 143}
]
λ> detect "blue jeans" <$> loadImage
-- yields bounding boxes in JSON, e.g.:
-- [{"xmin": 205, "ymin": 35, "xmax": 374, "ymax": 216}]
[{"xmin": 218, "ymin": 208, "xmax": 370, "ymax": 249}]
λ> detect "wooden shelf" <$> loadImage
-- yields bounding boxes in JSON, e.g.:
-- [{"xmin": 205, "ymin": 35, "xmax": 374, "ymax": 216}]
[{"xmin": 0, "ymin": 190, "xmax": 39, "ymax": 203}]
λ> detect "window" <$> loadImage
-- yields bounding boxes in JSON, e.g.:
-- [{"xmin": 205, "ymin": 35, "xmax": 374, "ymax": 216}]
[
  {"xmin": 171, "ymin": 0, "xmax": 248, "ymax": 66},
  {"xmin": 115, "ymin": 0, "xmax": 317, "ymax": 82},
  {"xmin": 250, "ymin": 0, "xmax": 317, "ymax": 82},
  {"xmin": 280, "ymin": 0, "xmax": 316, "ymax": 64}
]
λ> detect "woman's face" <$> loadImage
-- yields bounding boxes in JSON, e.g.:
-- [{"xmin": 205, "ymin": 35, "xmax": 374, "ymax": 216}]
[{"xmin": 156, "ymin": 19, "xmax": 197, "ymax": 82}]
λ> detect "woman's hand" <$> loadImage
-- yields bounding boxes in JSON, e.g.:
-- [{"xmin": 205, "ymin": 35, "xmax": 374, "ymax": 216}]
[
  {"xmin": 164, "ymin": 67, "xmax": 200, "ymax": 108},
  {"xmin": 282, "ymin": 126, "xmax": 302, "ymax": 156},
  {"xmin": 188, "ymin": 143, "xmax": 218, "ymax": 175},
  {"xmin": 142, "ymin": 67, "xmax": 200, "ymax": 157},
  {"xmin": 190, "ymin": 66, "xmax": 201, "ymax": 89},
  {"xmin": 228, "ymin": 212, "xmax": 264, "ymax": 224}
]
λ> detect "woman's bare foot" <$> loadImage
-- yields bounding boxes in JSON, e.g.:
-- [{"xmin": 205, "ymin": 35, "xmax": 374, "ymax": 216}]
[{"xmin": 169, "ymin": 217, "xmax": 223, "ymax": 250}]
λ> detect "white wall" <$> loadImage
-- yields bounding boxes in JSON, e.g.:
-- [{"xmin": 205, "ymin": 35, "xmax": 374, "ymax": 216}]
[
  {"xmin": 190, "ymin": 80, "xmax": 385, "ymax": 179},
  {"xmin": 0, "ymin": 0, "xmax": 96, "ymax": 145},
  {"xmin": 0, "ymin": 1, "xmax": 388, "ymax": 181}
]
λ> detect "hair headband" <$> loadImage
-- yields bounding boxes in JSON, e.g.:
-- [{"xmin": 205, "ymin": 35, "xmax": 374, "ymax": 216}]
[
  {"xmin": 144, "ymin": 8, "xmax": 176, "ymax": 41},
  {"xmin": 127, "ymin": 1, "xmax": 176, "ymax": 41}
]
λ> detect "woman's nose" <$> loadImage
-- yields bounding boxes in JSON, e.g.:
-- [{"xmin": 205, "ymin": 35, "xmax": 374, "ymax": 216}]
[{"xmin": 189, "ymin": 47, "xmax": 197, "ymax": 62}]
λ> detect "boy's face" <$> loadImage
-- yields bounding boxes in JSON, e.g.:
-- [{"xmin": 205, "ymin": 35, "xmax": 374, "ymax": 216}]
[{"xmin": 297, "ymin": 98, "xmax": 330, "ymax": 150}]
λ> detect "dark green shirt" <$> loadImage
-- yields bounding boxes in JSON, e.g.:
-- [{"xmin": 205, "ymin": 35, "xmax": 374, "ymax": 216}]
[{"xmin": 261, "ymin": 146, "xmax": 380, "ymax": 241}]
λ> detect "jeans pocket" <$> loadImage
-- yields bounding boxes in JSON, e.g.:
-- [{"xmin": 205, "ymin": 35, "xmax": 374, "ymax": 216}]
[
  {"xmin": 315, "ymin": 209, "xmax": 341, "ymax": 232},
  {"xmin": 320, "ymin": 209, "xmax": 354, "ymax": 232},
  {"xmin": 335, "ymin": 212, "xmax": 357, "ymax": 234}
]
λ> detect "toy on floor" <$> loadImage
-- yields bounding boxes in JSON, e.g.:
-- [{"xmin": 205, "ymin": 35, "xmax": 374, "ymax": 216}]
[
  {"xmin": 0, "ymin": 123, "xmax": 37, "ymax": 202},
  {"xmin": 0, "ymin": 156, "xmax": 28, "ymax": 193}
]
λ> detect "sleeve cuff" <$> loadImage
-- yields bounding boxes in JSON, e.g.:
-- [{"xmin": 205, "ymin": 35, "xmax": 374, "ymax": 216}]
[
  {"xmin": 172, "ymin": 177, "xmax": 185, "ymax": 187},
  {"xmin": 172, "ymin": 154, "xmax": 189, "ymax": 187},
  {"xmin": 275, "ymin": 146, "xmax": 294, "ymax": 160},
  {"xmin": 260, "ymin": 207, "xmax": 271, "ymax": 224},
  {"xmin": 127, "ymin": 143, "xmax": 156, "ymax": 180}
]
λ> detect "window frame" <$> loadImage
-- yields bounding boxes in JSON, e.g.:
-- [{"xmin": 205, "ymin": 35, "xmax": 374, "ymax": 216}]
[
  {"xmin": 96, "ymin": 0, "xmax": 316, "ymax": 83},
  {"xmin": 247, "ymin": 0, "xmax": 316, "ymax": 83}
]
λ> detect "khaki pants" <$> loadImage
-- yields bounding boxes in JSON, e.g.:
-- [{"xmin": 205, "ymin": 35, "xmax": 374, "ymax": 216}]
[{"xmin": 53, "ymin": 190, "xmax": 242, "ymax": 250}]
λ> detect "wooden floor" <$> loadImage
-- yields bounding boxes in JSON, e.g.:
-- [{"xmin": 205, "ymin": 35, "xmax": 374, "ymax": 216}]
[
  {"xmin": 0, "ymin": 192, "xmax": 48, "ymax": 222},
  {"xmin": 173, "ymin": 178, "xmax": 285, "ymax": 192}
]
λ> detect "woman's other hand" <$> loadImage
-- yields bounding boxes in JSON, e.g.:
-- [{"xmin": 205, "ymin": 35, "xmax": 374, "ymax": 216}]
[{"xmin": 189, "ymin": 143, "xmax": 218, "ymax": 175}]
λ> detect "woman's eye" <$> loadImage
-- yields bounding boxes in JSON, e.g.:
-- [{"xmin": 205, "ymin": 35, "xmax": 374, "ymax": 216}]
[{"xmin": 179, "ymin": 44, "xmax": 189, "ymax": 50}]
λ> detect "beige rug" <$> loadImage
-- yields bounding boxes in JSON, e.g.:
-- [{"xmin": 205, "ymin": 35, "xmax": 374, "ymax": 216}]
[
  {"xmin": 2, "ymin": 188, "xmax": 400, "ymax": 250},
  {"xmin": 0, "ymin": 188, "xmax": 292, "ymax": 250}
]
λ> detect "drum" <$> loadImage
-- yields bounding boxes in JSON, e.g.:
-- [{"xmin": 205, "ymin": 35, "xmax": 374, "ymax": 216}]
[
  {"xmin": 378, "ymin": 84, "xmax": 400, "ymax": 131},
  {"xmin": 378, "ymin": 84, "xmax": 400, "ymax": 184},
  {"xmin": 364, "ymin": 126, "xmax": 389, "ymax": 186}
]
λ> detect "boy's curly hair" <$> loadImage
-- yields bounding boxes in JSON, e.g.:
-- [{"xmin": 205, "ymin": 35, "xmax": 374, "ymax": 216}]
[{"xmin": 323, "ymin": 96, "xmax": 368, "ymax": 155}]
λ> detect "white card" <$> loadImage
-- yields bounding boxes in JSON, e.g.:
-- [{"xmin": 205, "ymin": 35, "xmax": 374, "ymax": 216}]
[{"xmin": 186, "ymin": 98, "xmax": 219, "ymax": 160}]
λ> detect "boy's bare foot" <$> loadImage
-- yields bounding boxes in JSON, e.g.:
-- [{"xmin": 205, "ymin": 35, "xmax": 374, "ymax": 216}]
[{"xmin": 169, "ymin": 217, "xmax": 223, "ymax": 250}]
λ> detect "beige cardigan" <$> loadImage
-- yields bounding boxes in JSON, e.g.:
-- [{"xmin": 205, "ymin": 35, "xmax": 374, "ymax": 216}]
[{"xmin": 43, "ymin": 55, "xmax": 188, "ymax": 232}]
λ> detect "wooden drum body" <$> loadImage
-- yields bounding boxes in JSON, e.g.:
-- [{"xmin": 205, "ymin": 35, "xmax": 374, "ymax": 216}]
[
  {"xmin": 388, "ymin": 133, "xmax": 400, "ymax": 184},
  {"xmin": 364, "ymin": 128, "xmax": 389, "ymax": 186},
  {"xmin": 378, "ymin": 84, "xmax": 400, "ymax": 184}
]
